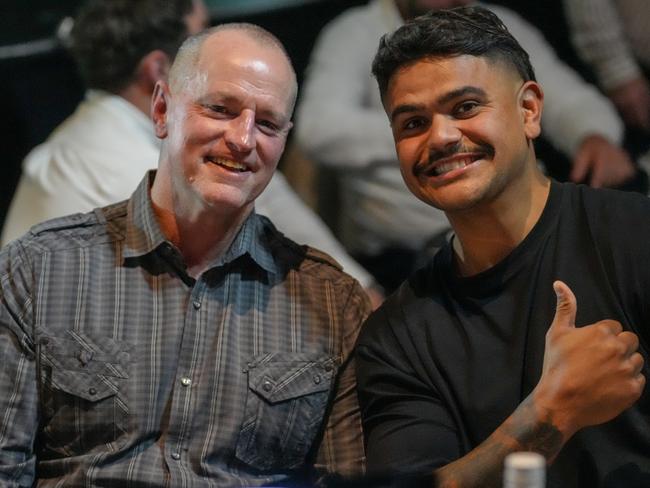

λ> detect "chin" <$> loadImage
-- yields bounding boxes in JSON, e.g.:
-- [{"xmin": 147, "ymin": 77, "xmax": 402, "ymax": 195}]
[{"xmin": 414, "ymin": 185, "xmax": 487, "ymax": 213}]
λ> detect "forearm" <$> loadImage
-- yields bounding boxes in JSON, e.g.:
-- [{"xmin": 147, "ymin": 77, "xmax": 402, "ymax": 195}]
[{"xmin": 436, "ymin": 393, "xmax": 564, "ymax": 488}]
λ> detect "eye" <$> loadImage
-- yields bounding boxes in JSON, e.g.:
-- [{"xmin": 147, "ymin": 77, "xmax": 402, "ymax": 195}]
[
  {"xmin": 402, "ymin": 117, "xmax": 426, "ymax": 131},
  {"xmin": 454, "ymin": 100, "xmax": 480, "ymax": 118},
  {"xmin": 257, "ymin": 119, "xmax": 280, "ymax": 135},
  {"xmin": 206, "ymin": 104, "xmax": 229, "ymax": 116}
]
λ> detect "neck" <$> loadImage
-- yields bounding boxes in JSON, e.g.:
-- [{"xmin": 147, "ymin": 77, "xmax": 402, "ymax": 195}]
[
  {"xmin": 119, "ymin": 83, "xmax": 152, "ymax": 116},
  {"xmin": 448, "ymin": 166, "xmax": 550, "ymax": 277},
  {"xmin": 150, "ymin": 167, "xmax": 253, "ymax": 278}
]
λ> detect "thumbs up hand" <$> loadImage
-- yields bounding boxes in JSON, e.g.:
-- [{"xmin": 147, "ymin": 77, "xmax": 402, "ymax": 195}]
[{"xmin": 533, "ymin": 281, "xmax": 645, "ymax": 439}]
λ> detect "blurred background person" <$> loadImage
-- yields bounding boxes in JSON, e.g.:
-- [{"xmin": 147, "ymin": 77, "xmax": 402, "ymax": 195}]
[{"xmin": 564, "ymin": 0, "xmax": 650, "ymax": 134}]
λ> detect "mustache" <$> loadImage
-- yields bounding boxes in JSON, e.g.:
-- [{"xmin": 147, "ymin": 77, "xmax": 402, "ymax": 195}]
[{"xmin": 414, "ymin": 142, "xmax": 495, "ymax": 175}]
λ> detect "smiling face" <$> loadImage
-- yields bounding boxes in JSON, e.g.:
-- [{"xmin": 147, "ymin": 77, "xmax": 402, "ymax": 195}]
[
  {"xmin": 385, "ymin": 54, "xmax": 542, "ymax": 214},
  {"xmin": 152, "ymin": 29, "xmax": 295, "ymax": 219}
]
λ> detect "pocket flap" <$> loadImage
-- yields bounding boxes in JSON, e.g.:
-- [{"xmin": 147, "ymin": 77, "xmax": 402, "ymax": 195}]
[
  {"xmin": 50, "ymin": 367, "xmax": 119, "ymax": 402},
  {"xmin": 247, "ymin": 352, "xmax": 338, "ymax": 403},
  {"xmin": 39, "ymin": 331, "xmax": 130, "ymax": 379}
]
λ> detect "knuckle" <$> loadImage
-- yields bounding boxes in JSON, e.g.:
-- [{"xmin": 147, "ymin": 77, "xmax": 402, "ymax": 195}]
[
  {"xmin": 596, "ymin": 320, "xmax": 622, "ymax": 336},
  {"xmin": 632, "ymin": 375, "xmax": 646, "ymax": 396}
]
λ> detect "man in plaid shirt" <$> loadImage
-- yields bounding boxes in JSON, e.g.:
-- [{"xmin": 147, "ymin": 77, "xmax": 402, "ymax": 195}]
[{"xmin": 0, "ymin": 18, "xmax": 368, "ymax": 488}]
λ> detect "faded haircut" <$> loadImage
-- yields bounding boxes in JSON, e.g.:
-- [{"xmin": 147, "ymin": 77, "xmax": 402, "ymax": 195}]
[{"xmin": 372, "ymin": 5, "xmax": 536, "ymax": 101}]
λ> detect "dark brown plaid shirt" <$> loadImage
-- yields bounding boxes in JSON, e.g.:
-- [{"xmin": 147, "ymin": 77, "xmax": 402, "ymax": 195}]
[{"xmin": 0, "ymin": 173, "xmax": 368, "ymax": 487}]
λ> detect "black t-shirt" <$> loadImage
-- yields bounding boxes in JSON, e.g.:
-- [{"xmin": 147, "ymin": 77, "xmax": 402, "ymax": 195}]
[{"xmin": 357, "ymin": 180, "xmax": 650, "ymax": 487}]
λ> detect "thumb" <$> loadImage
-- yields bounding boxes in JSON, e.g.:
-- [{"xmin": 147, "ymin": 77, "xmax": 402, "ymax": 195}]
[{"xmin": 551, "ymin": 280, "xmax": 577, "ymax": 329}]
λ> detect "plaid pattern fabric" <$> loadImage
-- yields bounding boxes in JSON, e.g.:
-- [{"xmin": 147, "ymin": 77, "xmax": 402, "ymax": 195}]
[{"xmin": 0, "ymin": 172, "xmax": 368, "ymax": 487}]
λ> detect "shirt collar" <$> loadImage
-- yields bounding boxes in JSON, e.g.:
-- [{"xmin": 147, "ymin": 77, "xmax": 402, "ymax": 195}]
[{"xmin": 122, "ymin": 171, "xmax": 279, "ymax": 276}]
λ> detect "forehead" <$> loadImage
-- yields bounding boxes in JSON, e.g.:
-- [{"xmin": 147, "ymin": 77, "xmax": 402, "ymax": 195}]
[
  {"xmin": 385, "ymin": 55, "xmax": 519, "ymax": 109},
  {"xmin": 193, "ymin": 32, "xmax": 294, "ymax": 113}
]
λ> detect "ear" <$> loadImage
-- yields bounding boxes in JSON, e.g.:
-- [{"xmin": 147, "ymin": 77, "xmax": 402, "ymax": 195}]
[
  {"xmin": 519, "ymin": 80, "xmax": 543, "ymax": 140},
  {"xmin": 151, "ymin": 80, "xmax": 170, "ymax": 139},
  {"xmin": 138, "ymin": 50, "xmax": 171, "ymax": 89}
]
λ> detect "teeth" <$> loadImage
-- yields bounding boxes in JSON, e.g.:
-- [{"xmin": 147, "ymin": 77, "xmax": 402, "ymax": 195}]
[
  {"xmin": 433, "ymin": 157, "xmax": 473, "ymax": 176},
  {"xmin": 208, "ymin": 157, "xmax": 247, "ymax": 172}
]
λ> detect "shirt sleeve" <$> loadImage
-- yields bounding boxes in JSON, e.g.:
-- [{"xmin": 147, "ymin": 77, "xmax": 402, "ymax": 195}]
[
  {"xmin": 563, "ymin": 0, "xmax": 642, "ymax": 91},
  {"xmin": 295, "ymin": 9, "xmax": 398, "ymax": 169},
  {"xmin": 313, "ymin": 281, "xmax": 370, "ymax": 478},
  {"xmin": 489, "ymin": 4, "xmax": 624, "ymax": 155},
  {"xmin": 356, "ymin": 308, "xmax": 460, "ymax": 475},
  {"xmin": 0, "ymin": 241, "xmax": 39, "ymax": 486}
]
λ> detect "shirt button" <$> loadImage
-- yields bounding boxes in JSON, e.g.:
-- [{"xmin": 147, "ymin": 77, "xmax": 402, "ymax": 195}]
[
  {"xmin": 262, "ymin": 380, "xmax": 273, "ymax": 392},
  {"xmin": 181, "ymin": 377, "xmax": 192, "ymax": 387},
  {"xmin": 88, "ymin": 387, "xmax": 97, "ymax": 396},
  {"xmin": 313, "ymin": 374, "xmax": 321, "ymax": 385},
  {"xmin": 171, "ymin": 452, "xmax": 181, "ymax": 460},
  {"xmin": 192, "ymin": 300, "xmax": 201, "ymax": 310},
  {"xmin": 324, "ymin": 363, "xmax": 333, "ymax": 372}
]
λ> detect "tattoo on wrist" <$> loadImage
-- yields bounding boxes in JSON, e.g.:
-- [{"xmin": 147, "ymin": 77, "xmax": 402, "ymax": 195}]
[{"xmin": 505, "ymin": 396, "xmax": 564, "ymax": 458}]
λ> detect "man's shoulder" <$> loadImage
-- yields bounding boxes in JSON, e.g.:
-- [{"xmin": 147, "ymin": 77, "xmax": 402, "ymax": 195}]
[
  {"xmin": 258, "ymin": 215, "xmax": 359, "ymax": 286},
  {"xmin": 563, "ymin": 181, "xmax": 650, "ymax": 220},
  {"xmin": 359, "ymin": 258, "xmax": 447, "ymax": 341},
  {"xmin": 16, "ymin": 200, "xmax": 128, "ymax": 253}
]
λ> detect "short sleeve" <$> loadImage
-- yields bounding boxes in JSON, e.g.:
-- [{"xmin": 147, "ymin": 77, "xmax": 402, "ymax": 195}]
[{"xmin": 356, "ymin": 308, "xmax": 460, "ymax": 475}]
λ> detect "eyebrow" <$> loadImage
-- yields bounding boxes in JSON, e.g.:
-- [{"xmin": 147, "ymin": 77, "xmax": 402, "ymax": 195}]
[{"xmin": 390, "ymin": 85, "xmax": 488, "ymax": 123}]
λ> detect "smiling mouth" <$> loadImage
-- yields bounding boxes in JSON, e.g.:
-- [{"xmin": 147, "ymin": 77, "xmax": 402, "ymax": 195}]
[
  {"xmin": 206, "ymin": 156, "xmax": 249, "ymax": 172},
  {"xmin": 424, "ymin": 155, "xmax": 483, "ymax": 177}
]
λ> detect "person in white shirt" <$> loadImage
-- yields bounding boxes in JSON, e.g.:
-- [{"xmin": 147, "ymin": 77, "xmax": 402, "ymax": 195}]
[
  {"xmin": 564, "ymin": 0, "xmax": 650, "ymax": 132},
  {"xmin": 1, "ymin": 0, "xmax": 377, "ymax": 293},
  {"xmin": 296, "ymin": 0, "xmax": 635, "ymax": 290}
]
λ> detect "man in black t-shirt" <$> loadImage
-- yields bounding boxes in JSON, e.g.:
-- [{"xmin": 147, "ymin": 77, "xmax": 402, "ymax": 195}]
[{"xmin": 356, "ymin": 6, "xmax": 650, "ymax": 487}]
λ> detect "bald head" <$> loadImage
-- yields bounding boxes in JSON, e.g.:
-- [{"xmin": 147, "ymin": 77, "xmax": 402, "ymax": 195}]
[{"xmin": 168, "ymin": 23, "xmax": 298, "ymax": 114}]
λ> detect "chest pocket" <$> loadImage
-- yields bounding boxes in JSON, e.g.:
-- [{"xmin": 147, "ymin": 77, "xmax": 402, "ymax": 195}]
[
  {"xmin": 37, "ymin": 331, "xmax": 131, "ymax": 457},
  {"xmin": 236, "ymin": 352, "xmax": 339, "ymax": 471}
]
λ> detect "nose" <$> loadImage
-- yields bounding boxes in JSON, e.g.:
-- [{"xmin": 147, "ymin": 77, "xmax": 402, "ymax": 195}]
[
  {"xmin": 427, "ymin": 114, "xmax": 461, "ymax": 151},
  {"xmin": 225, "ymin": 111, "xmax": 256, "ymax": 154}
]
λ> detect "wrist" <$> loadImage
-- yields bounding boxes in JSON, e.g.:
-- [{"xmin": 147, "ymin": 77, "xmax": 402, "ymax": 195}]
[{"xmin": 530, "ymin": 383, "xmax": 579, "ymax": 442}]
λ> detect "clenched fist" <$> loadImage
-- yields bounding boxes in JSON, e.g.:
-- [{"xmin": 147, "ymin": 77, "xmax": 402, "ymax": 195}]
[{"xmin": 533, "ymin": 280, "xmax": 645, "ymax": 438}]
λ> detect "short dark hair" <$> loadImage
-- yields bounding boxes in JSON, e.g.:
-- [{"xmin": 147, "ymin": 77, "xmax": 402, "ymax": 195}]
[
  {"xmin": 70, "ymin": 0, "xmax": 194, "ymax": 93},
  {"xmin": 372, "ymin": 6, "xmax": 536, "ymax": 101}
]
